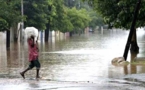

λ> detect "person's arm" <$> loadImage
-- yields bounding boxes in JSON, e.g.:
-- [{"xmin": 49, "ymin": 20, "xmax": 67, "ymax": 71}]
[
  {"xmin": 27, "ymin": 38, "xmax": 34, "ymax": 47},
  {"xmin": 35, "ymin": 40, "xmax": 39, "ymax": 52}
]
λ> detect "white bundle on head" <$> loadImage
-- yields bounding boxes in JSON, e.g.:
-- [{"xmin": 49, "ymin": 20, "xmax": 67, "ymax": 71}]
[{"xmin": 24, "ymin": 27, "xmax": 38, "ymax": 41}]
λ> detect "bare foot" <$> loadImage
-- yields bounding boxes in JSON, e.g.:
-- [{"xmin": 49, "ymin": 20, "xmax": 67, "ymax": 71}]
[
  {"xmin": 36, "ymin": 76, "xmax": 41, "ymax": 78},
  {"xmin": 36, "ymin": 76, "xmax": 41, "ymax": 81},
  {"xmin": 20, "ymin": 72, "xmax": 25, "ymax": 79}
]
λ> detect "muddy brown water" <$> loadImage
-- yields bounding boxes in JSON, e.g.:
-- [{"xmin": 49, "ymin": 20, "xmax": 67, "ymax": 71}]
[{"xmin": 1, "ymin": 29, "xmax": 145, "ymax": 90}]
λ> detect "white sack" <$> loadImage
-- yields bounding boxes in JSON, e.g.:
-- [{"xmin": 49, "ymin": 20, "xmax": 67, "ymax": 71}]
[{"xmin": 24, "ymin": 27, "xmax": 38, "ymax": 42}]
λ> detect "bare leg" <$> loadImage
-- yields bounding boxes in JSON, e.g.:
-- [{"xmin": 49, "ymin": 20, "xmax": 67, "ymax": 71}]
[
  {"xmin": 20, "ymin": 68, "xmax": 30, "ymax": 79},
  {"xmin": 36, "ymin": 69, "xmax": 40, "ymax": 78}
]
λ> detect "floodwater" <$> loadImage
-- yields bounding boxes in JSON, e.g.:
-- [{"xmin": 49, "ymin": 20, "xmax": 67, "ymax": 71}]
[{"xmin": 1, "ymin": 29, "xmax": 145, "ymax": 90}]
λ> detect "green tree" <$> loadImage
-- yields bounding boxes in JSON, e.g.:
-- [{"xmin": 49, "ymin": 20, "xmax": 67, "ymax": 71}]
[
  {"xmin": 21, "ymin": 0, "xmax": 105, "ymax": 42},
  {"xmin": 23, "ymin": 0, "xmax": 48, "ymax": 30},
  {"xmin": 0, "ymin": 0, "xmax": 21, "ymax": 31},
  {"xmin": 0, "ymin": 0, "xmax": 22, "ymax": 48},
  {"xmin": 75, "ymin": 0, "xmax": 104, "ymax": 30},
  {"xmin": 67, "ymin": 7, "xmax": 91, "ymax": 31},
  {"xmin": 47, "ymin": 0, "xmax": 91, "ymax": 33},
  {"xmin": 87, "ymin": 9, "xmax": 104, "ymax": 30},
  {"xmin": 0, "ymin": 18, "xmax": 8, "ymax": 31},
  {"xmin": 49, "ymin": 0, "xmax": 72, "ymax": 32},
  {"xmin": 83, "ymin": 0, "xmax": 143, "ymax": 52}
]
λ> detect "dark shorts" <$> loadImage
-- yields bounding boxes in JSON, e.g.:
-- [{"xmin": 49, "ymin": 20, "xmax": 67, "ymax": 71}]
[{"xmin": 29, "ymin": 59, "xmax": 41, "ymax": 69}]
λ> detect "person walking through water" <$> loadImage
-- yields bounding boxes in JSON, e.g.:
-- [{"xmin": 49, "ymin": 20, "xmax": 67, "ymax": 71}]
[{"xmin": 20, "ymin": 35, "xmax": 40, "ymax": 79}]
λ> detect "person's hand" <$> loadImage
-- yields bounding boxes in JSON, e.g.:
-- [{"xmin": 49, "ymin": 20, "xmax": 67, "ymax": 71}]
[
  {"xmin": 27, "ymin": 37, "xmax": 31, "ymax": 41},
  {"xmin": 36, "ymin": 39, "xmax": 38, "ymax": 43}
]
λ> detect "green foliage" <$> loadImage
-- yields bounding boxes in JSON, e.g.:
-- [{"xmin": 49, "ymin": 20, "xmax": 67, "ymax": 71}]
[
  {"xmin": 0, "ymin": 18, "xmax": 8, "ymax": 31},
  {"xmin": 84, "ymin": 0, "xmax": 145, "ymax": 29},
  {"xmin": 70, "ymin": 8, "xmax": 91, "ymax": 29},
  {"xmin": 48, "ymin": 0, "xmax": 91, "ymax": 33},
  {"xmin": 81, "ymin": 0, "xmax": 105, "ymax": 29},
  {"xmin": 64, "ymin": 7, "xmax": 91, "ymax": 32},
  {"xmin": 0, "ymin": 0, "xmax": 104, "ymax": 33},
  {"xmin": 24, "ymin": 0, "xmax": 48, "ymax": 30},
  {"xmin": 88, "ymin": 10, "xmax": 104, "ymax": 29},
  {"xmin": 49, "ymin": 0, "xmax": 68, "ymax": 32},
  {"xmin": 0, "ymin": 0, "xmax": 21, "ymax": 31}
]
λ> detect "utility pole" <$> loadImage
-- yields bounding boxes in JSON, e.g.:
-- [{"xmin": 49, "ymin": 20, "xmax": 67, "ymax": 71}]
[
  {"xmin": 20, "ymin": 0, "xmax": 24, "ymax": 42},
  {"xmin": 123, "ymin": 0, "xmax": 141, "ymax": 60}
]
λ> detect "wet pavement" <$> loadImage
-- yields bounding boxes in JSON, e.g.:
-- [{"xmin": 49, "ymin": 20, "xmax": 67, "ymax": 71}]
[
  {"xmin": 1, "ymin": 29, "xmax": 145, "ymax": 90},
  {"xmin": 1, "ymin": 74, "xmax": 145, "ymax": 90}
]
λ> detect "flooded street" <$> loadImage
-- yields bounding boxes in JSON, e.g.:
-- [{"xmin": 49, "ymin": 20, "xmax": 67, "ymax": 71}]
[{"xmin": 1, "ymin": 29, "xmax": 145, "ymax": 90}]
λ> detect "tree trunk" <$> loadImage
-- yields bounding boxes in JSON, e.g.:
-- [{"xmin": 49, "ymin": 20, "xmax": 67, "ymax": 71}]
[
  {"xmin": 130, "ymin": 29, "xmax": 139, "ymax": 53},
  {"xmin": 6, "ymin": 30, "xmax": 10, "ymax": 49},
  {"xmin": 45, "ymin": 23, "xmax": 50, "ymax": 42},
  {"xmin": 69, "ymin": 31, "xmax": 73, "ymax": 37},
  {"xmin": 45, "ymin": 5, "xmax": 51, "ymax": 42},
  {"xmin": 13, "ymin": 26, "xmax": 18, "ymax": 42},
  {"xmin": 123, "ymin": 0, "xmax": 141, "ymax": 60}
]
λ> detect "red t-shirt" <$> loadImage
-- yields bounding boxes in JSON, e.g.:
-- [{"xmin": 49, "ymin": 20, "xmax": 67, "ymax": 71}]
[{"xmin": 28, "ymin": 39, "xmax": 39, "ymax": 61}]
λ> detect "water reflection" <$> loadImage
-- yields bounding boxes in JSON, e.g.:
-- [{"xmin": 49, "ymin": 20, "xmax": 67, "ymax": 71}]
[
  {"xmin": 1, "ymin": 29, "xmax": 145, "ymax": 82},
  {"xmin": 40, "ymin": 29, "xmax": 130, "ymax": 81},
  {"xmin": 0, "ymin": 32, "xmax": 7, "ymax": 74}
]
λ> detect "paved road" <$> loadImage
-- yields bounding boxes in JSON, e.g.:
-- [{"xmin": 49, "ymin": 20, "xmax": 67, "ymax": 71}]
[{"xmin": 1, "ymin": 73, "xmax": 145, "ymax": 90}]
